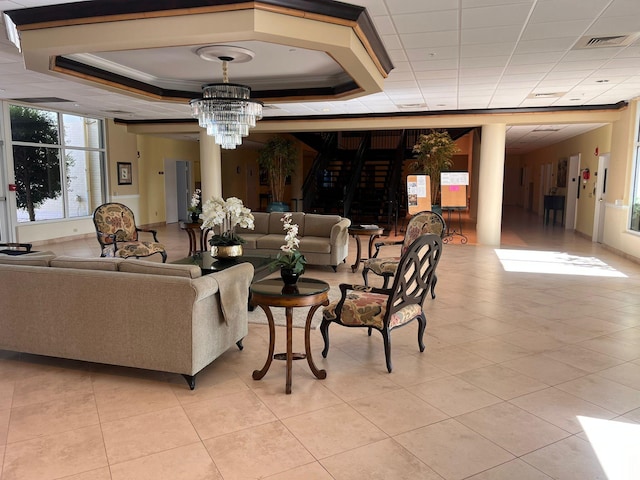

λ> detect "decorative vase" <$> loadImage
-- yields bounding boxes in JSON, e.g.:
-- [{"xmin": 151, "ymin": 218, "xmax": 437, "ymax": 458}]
[
  {"xmin": 190, "ymin": 212, "xmax": 199, "ymax": 223},
  {"xmin": 211, "ymin": 245, "xmax": 243, "ymax": 259},
  {"xmin": 280, "ymin": 267, "xmax": 300, "ymax": 285}
]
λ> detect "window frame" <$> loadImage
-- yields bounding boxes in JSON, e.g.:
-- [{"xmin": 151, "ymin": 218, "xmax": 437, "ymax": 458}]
[{"xmin": 8, "ymin": 104, "xmax": 107, "ymax": 223}]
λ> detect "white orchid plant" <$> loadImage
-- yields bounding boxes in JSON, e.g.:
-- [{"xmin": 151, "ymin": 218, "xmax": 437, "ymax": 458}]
[
  {"xmin": 188, "ymin": 188, "xmax": 201, "ymax": 213},
  {"xmin": 269, "ymin": 213, "xmax": 307, "ymax": 274},
  {"xmin": 200, "ymin": 196, "xmax": 254, "ymax": 246}
]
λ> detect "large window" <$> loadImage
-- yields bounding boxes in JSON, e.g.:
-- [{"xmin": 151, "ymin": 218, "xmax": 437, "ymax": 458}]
[
  {"xmin": 10, "ymin": 105, "xmax": 106, "ymax": 222},
  {"xmin": 632, "ymin": 112, "xmax": 640, "ymax": 232}
]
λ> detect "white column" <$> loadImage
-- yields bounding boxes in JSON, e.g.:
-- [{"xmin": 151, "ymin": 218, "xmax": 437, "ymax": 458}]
[
  {"xmin": 476, "ymin": 124, "xmax": 506, "ymax": 246},
  {"xmin": 199, "ymin": 130, "xmax": 222, "ymax": 201}
]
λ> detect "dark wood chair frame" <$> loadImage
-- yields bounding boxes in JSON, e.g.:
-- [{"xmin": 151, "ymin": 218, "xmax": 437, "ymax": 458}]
[
  {"xmin": 362, "ymin": 210, "xmax": 445, "ymax": 298},
  {"xmin": 93, "ymin": 203, "xmax": 167, "ymax": 262},
  {"xmin": 321, "ymin": 234, "xmax": 443, "ymax": 373}
]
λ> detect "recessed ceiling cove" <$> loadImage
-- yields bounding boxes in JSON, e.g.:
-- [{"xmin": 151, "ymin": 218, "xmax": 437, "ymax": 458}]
[{"xmin": 5, "ymin": 0, "xmax": 392, "ymax": 107}]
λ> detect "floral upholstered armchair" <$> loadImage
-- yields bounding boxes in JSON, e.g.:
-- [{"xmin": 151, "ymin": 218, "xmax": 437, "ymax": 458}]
[
  {"xmin": 322, "ymin": 234, "xmax": 443, "ymax": 373},
  {"xmin": 362, "ymin": 210, "xmax": 445, "ymax": 296},
  {"xmin": 93, "ymin": 203, "xmax": 167, "ymax": 262}
]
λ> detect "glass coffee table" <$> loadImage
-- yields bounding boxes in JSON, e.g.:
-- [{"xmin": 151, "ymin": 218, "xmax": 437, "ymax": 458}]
[{"xmin": 172, "ymin": 252, "xmax": 273, "ymax": 282}]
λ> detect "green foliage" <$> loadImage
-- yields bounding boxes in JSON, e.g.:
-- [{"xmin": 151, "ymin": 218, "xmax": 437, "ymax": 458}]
[
  {"xmin": 208, "ymin": 232, "xmax": 246, "ymax": 246},
  {"xmin": 412, "ymin": 130, "xmax": 459, "ymax": 205},
  {"xmin": 10, "ymin": 105, "xmax": 62, "ymax": 221},
  {"xmin": 269, "ymin": 250, "xmax": 306, "ymax": 274},
  {"xmin": 257, "ymin": 136, "xmax": 298, "ymax": 203}
]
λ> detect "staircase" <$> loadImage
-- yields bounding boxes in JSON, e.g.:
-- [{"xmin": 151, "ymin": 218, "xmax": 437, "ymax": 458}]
[{"xmin": 296, "ymin": 128, "xmax": 473, "ymax": 231}]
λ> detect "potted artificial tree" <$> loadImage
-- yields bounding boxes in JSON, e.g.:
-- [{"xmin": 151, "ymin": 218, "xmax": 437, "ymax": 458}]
[
  {"xmin": 257, "ymin": 136, "xmax": 298, "ymax": 212},
  {"xmin": 411, "ymin": 129, "xmax": 459, "ymax": 211}
]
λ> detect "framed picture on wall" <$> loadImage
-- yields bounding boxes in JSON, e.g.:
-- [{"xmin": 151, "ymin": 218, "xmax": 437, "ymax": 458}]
[
  {"xmin": 557, "ymin": 159, "xmax": 568, "ymax": 188},
  {"xmin": 117, "ymin": 162, "xmax": 132, "ymax": 185}
]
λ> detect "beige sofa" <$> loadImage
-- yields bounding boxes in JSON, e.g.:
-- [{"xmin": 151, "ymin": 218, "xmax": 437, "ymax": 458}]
[
  {"xmin": 236, "ymin": 212, "xmax": 351, "ymax": 270},
  {"xmin": 0, "ymin": 252, "xmax": 253, "ymax": 389}
]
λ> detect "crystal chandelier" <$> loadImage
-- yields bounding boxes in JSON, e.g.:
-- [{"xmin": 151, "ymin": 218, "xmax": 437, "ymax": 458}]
[{"xmin": 190, "ymin": 46, "xmax": 263, "ymax": 150}]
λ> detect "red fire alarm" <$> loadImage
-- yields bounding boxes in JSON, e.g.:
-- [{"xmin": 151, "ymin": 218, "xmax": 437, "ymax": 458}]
[
  {"xmin": 594, "ymin": 146, "xmax": 599, "ymax": 157},
  {"xmin": 8, "ymin": 184, "xmax": 17, "ymax": 192}
]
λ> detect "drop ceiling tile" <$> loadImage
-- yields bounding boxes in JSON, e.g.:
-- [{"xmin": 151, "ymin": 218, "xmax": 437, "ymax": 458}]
[
  {"xmin": 521, "ymin": 20, "xmax": 595, "ymax": 40},
  {"xmin": 461, "ymin": 42, "xmax": 515, "ymax": 58},
  {"xmin": 462, "ymin": 3, "xmax": 532, "ymax": 28},
  {"xmin": 406, "ymin": 46, "xmax": 459, "ymax": 61},
  {"xmin": 514, "ymin": 37, "xmax": 577, "ymax": 54},
  {"xmin": 351, "ymin": 0, "xmax": 387, "ymax": 16},
  {"xmin": 602, "ymin": 58, "xmax": 640, "ymax": 69},
  {"xmin": 586, "ymin": 16, "xmax": 640, "ymax": 35},
  {"xmin": 460, "ymin": 55, "xmax": 510, "ymax": 68},
  {"xmin": 400, "ymin": 30, "xmax": 459, "ymax": 48},
  {"xmin": 387, "ymin": 49, "xmax": 409, "ymax": 62},
  {"xmin": 381, "ymin": 35, "xmax": 403, "ymax": 51},
  {"xmin": 415, "ymin": 69, "xmax": 458, "ymax": 79},
  {"xmin": 529, "ymin": 0, "xmax": 610, "ymax": 23},
  {"xmin": 412, "ymin": 58, "xmax": 460, "ymax": 71},
  {"xmin": 509, "ymin": 51, "xmax": 565, "ymax": 65},
  {"xmin": 504, "ymin": 63, "xmax": 555, "ymax": 74},
  {"xmin": 459, "ymin": 66, "xmax": 504, "ymax": 77},
  {"xmin": 462, "ymin": 0, "xmax": 534, "ymax": 7},
  {"xmin": 385, "ymin": 0, "xmax": 459, "ymax": 14},
  {"xmin": 461, "ymin": 26, "xmax": 523, "ymax": 44},
  {"xmin": 393, "ymin": 11, "xmax": 459, "ymax": 34},
  {"xmin": 370, "ymin": 15, "xmax": 396, "ymax": 35}
]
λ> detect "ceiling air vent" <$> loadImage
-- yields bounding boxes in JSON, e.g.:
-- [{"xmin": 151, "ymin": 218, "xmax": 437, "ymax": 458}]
[{"xmin": 573, "ymin": 33, "xmax": 639, "ymax": 49}]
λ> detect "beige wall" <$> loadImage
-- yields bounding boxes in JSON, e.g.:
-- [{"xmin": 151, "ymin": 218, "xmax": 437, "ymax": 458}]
[{"xmin": 136, "ymin": 135, "xmax": 200, "ymax": 226}]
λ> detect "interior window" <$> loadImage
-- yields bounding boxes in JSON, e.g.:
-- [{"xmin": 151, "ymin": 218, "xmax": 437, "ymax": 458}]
[{"xmin": 10, "ymin": 105, "xmax": 106, "ymax": 223}]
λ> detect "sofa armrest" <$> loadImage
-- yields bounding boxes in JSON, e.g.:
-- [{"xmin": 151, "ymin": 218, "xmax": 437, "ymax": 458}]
[
  {"xmin": 190, "ymin": 274, "xmax": 220, "ymax": 302},
  {"xmin": 330, "ymin": 218, "xmax": 352, "ymax": 245}
]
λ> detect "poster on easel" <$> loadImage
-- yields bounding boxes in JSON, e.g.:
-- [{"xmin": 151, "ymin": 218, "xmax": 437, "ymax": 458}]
[
  {"xmin": 407, "ymin": 175, "xmax": 431, "ymax": 214},
  {"xmin": 440, "ymin": 172, "xmax": 468, "ymax": 209}
]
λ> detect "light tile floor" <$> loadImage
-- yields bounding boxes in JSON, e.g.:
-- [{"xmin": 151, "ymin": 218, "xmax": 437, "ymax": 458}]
[{"xmin": 2, "ymin": 207, "xmax": 640, "ymax": 479}]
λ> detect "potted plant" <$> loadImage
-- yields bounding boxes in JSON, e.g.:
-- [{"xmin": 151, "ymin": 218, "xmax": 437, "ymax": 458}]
[
  {"xmin": 187, "ymin": 188, "xmax": 201, "ymax": 223},
  {"xmin": 257, "ymin": 136, "xmax": 298, "ymax": 212},
  {"xmin": 200, "ymin": 196, "xmax": 254, "ymax": 258},
  {"xmin": 269, "ymin": 212, "xmax": 306, "ymax": 285},
  {"xmin": 411, "ymin": 130, "xmax": 459, "ymax": 208}
]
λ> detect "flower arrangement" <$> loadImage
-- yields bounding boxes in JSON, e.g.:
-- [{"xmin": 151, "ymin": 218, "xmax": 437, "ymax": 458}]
[
  {"xmin": 412, "ymin": 130, "xmax": 459, "ymax": 205},
  {"xmin": 269, "ymin": 213, "xmax": 306, "ymax": 274},
  {"xmin": 188, "ymin": 188, "xmax": 201, "ymax": 213},
  {"xmin": 200, "ymin": 196, "xmax": 254, "ymax": 246}
]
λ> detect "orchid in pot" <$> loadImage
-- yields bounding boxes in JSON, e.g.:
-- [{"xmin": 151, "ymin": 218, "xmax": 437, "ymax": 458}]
[
  {"xmin": 269, "ymin": 213, "xmax": 307, "ymax": 284},
  {"xmin": 200, "ymin": 196, "xmax": 254, "ymax": 258},
  {"xmin": 187, "ymin": 188, "xmax": 201, "ymax": 222}
]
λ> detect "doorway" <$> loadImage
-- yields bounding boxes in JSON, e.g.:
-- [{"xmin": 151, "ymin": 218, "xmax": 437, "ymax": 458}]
[
  {"xmin": 593, "ymin": 153, "xmax": 610, "ymax": 243},
  {"xmin": 164, "ymin": 159, "xmax": 191, "ymax": 224}
]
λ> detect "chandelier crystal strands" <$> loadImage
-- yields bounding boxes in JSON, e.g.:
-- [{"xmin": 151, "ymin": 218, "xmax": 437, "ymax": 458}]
[{"xmin": 190, "ymin": 46, "xmax": 263, "ymax": 149}]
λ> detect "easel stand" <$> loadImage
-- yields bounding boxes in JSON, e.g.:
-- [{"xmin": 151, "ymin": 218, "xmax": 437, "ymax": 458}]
[{"xmin": 442, "ymin": 207, "xmax": 468, "ymax": 244}]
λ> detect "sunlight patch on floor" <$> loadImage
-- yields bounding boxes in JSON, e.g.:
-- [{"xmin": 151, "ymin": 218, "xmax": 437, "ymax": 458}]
[
  {"xmin": 495, "ymin": 249, "xmax": 627, "ymax": 277},
  {"xmin": 578, "ymin": 416, "xmax": 640, "ymax": 480}
]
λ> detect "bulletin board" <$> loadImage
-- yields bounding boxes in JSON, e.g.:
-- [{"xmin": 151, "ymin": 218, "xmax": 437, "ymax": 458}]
[
  {"xmin": 407, "ymin": 175, "xmax": 431, "ymax": 214},
  {"xmin": 440, "ymin": 172, "xmax": 468, "ymax": 209}
]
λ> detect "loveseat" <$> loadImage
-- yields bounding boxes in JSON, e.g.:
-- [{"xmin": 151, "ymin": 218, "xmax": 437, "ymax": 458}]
[
  {"xmin": 235, "ymin": 212, "xmax": 351, "ymax": 270},
  {"xmin": 0, "ymin": 252, "xmax": 253, "ymax": 389}
]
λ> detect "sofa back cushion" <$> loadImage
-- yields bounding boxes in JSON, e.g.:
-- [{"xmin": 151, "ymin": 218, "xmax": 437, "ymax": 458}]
[
  {"xmin": 51, "ymin": 256, "xmax": 122, "ymax": 271},
  {"xmin": 119, "ymin": 259, "xmax": 202, "ymax": 278},
  {"xmin": 0, "ymin": 252, "xmax": 56, "ymax": 267},
  {"xmin": 304, "ymin": 214, "xmax": 342, "ymax": 237},
  {"xmin": 268, "ymin": 212, "xmax": 305, "ymax": 235},
  {"xmin": 238, "ymin": 211, "xmax": 268, "ymax": 235}
]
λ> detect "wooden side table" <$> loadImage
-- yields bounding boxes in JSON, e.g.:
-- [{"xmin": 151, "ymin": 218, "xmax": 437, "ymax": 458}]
[
  {"xmin": 250, "ymin": 277, "xmax": 330, "ymax": 394},
  {"xmin": 348, "ymin": 225, "xmax": 384, "ymax": 272},
  {"xmin": 179, "ymin": 222, "xmax": 209, "ymax": 256}
]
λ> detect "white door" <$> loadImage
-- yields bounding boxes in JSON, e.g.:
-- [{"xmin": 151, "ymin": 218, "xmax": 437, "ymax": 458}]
[
  {"xmin": 565, "ymin": 154, "xmax": 580, "ymax": 230},
  {"xmin": 593, "ymin": 153, "xmax": 610, "ymax": 243}
]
